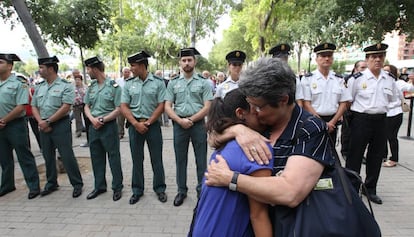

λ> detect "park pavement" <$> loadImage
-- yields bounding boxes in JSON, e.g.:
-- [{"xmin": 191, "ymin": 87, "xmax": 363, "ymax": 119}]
[{"xmin": 1, "ymin": 116, "xmax": 414, "ymax": 237}]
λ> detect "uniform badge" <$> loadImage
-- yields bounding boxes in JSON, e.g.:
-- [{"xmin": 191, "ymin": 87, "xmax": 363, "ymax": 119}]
[
  {"xmin": 362, "ymin": 83, "xmax": 367, "ymax": 89},
  {"xmin": 312, "ymin": 83, "xmax": 317, "ymax": 89}
]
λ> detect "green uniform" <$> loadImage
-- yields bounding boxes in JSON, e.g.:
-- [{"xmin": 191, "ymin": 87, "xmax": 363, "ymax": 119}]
[
  {"xmin": 121, "ymin": 73, "xmax": 166, "ymax": 196},
  {"xmin": 84, "ymin": 78, "xmax": 123, "ymax": 192},
  {"xmin": 165, "ymin": 73, "xmax": 213, "ymax": 194},
  {"xmin": 31, "ymin": 77, "xmax": 83, "ymax": 191},
  {"xmin": 0, "ymin": 73, "xmax": 40, "ymax": 193}
]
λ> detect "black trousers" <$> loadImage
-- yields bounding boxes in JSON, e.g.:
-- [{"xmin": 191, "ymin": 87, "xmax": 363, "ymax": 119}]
[
  {"xmin": 385, "ymin": 113, "xmax": 403, "ymax": 162},
  {"xmin": 346, "ymin": 112, "xmax": 386, "ymax": 194},
  {"xmin": 319, "ymin": 115, "xmax": 338, "ymax": 144}
]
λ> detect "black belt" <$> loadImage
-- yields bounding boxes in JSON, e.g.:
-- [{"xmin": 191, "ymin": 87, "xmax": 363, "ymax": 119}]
[
  {"xmin": 126, "ymin": 118, "xmax": 149, "ymax": 128},
  {"xmin": 351, "ymin": 111, "xmax": 386, "ymax": 120}
]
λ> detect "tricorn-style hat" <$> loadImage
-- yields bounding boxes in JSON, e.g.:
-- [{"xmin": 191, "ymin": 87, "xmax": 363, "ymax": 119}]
[
  {"xmin": 313, "ymin": 43, "xmax": 336, "ymax": 54},
  {"xmin": 0, "ymin": 53, "xmax": 21, "ymax": 64},
  {"xmin": 178, "ymin": 47, "xmax": 201, "ymax": 58},
  {"xmin": 225, "ymin": 50, "xmax": 246, "ymax": 64},
  {"xmin": 269, "ymin": 44, "xmax": 291, "ymax": 57},
  {"xmin": 127, "ymin": 51, "xmax": 151, "ymax": 64},
  {"xmin": 38, "ymin": 56, "xmax": 59, "ymax": 65},
  {"xmin": 363, "ymin": 43, "xmax": 388, "ymax": 55},
  {"xmin": 84, "ymin": 56, "xmax": 104, "ymax": 67}
]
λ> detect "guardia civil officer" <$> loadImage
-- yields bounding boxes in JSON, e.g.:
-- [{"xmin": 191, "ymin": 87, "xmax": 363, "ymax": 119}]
[
  {"xmin": 215, "ymin": 50, "xmax": 246, "ymax": 99},
  {"xmin": 269, "ymin": 43, "xmax": 305, "ymax": 106},
  {"xmin": 120, "ymin": 51, "xmax": 167, "ymax": 205},
  {"xmin": 302, "ymin": 43, "xmax": 351, "ymax": 143},
  {"xmin": 83, "ymin": 56, "xmax": 123, "ymax": 201},
  {"xmin": 31, "ymin": 56, "xmax": 83, "ymax": 198},
  {"xmin": 165, "ymin": 48, "xmax": 213, "ymax": 206},
  {"xmin": 0, "ymin": 53, "xmax": 40, "ymax": 199},
  {"xmin": 346, "ymin": 43, "xmax": 398, "ymax": 204}
]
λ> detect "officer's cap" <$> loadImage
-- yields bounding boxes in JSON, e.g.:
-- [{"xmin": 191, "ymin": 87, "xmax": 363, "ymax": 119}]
[
  {"xmin": 313, "ymin": 43, "xmax": 336, "ymax": 54},
  {"xmin": 363, "ymin": 43, "xmax": 388, "ymax": 55},
  {"xmin": 38, "ymin": 56, "xmax": 59, "ymax": 65},
  {"xmin": 269, "ymin": 44, "xmax": 291, "ymax": 58},
  {"xmin": 225, "ymin": 50, "xmax": 246, "ymax": 64},
  {"xmin": 178, "ymin": 47, "xmax": 201, "ymax": 58},
  {"xmin": 84, "ymin": 56, "xmax": 104, "ymax": 67},
  {"xmin": 127, "ymin": 51, "xmax": 151, "ymax": 64},
  {"xmin": 0, "ymin": 53, "xmax": 21, "ymax": 64}
]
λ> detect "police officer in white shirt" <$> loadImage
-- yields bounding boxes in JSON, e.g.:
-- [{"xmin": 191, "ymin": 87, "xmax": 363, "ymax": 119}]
[
  {"xmin": 215, "ymin": 50, "xmax": 246, "ymax": 99},
  {"xmin": 345, "ymin": 43, "xmax": 398, "ymax": 205},
  {"xmin": 302, "ymin": 43, "xmax": 351, "ymax": 142},
  {"xmin": 269, "ymin": 43, "xmax": 304, "ymax": 106}
]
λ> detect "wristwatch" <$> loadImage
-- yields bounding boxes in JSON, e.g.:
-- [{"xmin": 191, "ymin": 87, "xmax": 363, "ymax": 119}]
[
  {"xmin": 45, "ymin": 119, "xmax": 51, "ymax": 125},
  {"xmin": 229, "ymin": 171, "xmax": 240, "ymax": 191},
  {"xmin": 98, "ymin": 117, "xmax": 104, "ymax": 123}
]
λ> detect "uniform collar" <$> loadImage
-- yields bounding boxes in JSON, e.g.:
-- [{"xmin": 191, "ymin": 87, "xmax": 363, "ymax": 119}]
[
  {"xmin": 314, "ymin": 70, "xmax": 335, "ymax": 80},
  {"xmin": 364, "ymin": 69, "xmax": 388, "ymax": 80}
]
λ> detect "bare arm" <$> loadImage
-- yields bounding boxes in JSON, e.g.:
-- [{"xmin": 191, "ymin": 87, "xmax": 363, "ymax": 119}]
[
  {"xmin": 0, "ymin": 105, "xmax": 25, "ymax": 123},
  {"xmin": 205, "ymin": 154, "xmax": 324, "ymax": 207},
  {"xmin": 84, "ymin": 104, "xmax": 104, "ymax": 130},
  {"xmin": 302, "ymin": 101, "xmax": 319, "ymax": 118},
  {"xmin": 164, "ymin": 100, "xmax": 193, "ymax": 129},
  {"xmin": 248, "ymin": 169, "xmax": 272, "ymax": 237}
]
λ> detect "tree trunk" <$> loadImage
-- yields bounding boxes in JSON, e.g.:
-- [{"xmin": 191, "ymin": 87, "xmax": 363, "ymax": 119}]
[{"xmin": 12, "ymin": 0, "xmax": 49, "ymax": 57}]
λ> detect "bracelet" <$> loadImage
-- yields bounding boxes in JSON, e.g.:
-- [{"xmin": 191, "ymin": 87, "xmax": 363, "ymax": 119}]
[{"xmin": 229, "ymin": 171, "xmax": 240, "ymax": 191}]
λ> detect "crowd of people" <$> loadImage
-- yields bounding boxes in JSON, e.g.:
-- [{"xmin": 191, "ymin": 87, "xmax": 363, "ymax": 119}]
[{"xmin": 1, "ymin": 42, "xmax": 414, "ymax": 236}]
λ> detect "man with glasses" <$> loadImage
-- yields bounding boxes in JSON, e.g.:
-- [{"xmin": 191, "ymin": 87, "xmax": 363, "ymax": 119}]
[
  {"xmin": 215, "ymin": 50, "xmax": 246, "ymax": 99},
  {"xmin": 302, "ymin": 43, "xmax": 351, "ymax": 143},
  {"xmin": 345, "ymin": 43, "xmax": 397, "ymax": 204}
]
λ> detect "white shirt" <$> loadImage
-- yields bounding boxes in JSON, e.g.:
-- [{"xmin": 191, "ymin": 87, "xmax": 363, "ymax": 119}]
[
  {"xmin": 115, "ymin": 77, "xmax": 127, "ymax": 88},
  {"xmin": 302, "ymin": 70, "xmax": 351, "ymax": 116},
  {"xmin": 215, "ymin": 76, "xmax": 239, "ymax": 99},
  {"xmin": 347, "ymin": 69, "xmax": 398, "ymax": 114},
  {"xmin": 387, "ymin": 79, "xmax": 414, "ymax": 117},
  {"xmin": 296, "ymin": 77, "xmax": 304, "ymax": 100}
]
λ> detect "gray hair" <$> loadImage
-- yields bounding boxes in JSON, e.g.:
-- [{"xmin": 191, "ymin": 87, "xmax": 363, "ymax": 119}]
[{"xmin": 238, "ymin": 57, "xmax": 296, "ymax": 106}]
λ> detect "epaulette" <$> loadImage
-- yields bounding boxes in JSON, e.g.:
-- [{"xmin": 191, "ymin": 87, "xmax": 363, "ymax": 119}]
[
  {"xmin": 61, "ymin": 79, "xmax": 71, "ymax": 83},
  {"xmin": 170, "ymin": 75, "xmax": 180, "ymax": 80},
  {"xmin": 352, "ymin": 72, "xmax": 363, "ymax": 79},
  {"xmin": 304, "ymin": 72, "xmax": 313, "ymax": 77},
  {"xmin": 125, "ymin": 76, "xmax": 135, "ymax": 81},
  {"xmin": 335, "ymin": 73, "xmax": 343, "ymax": 78},
  {"xmin": 110, "ymin": 80, "xmax": 119, "ymax": 88},
  {"xmin": 89, "ymin": 79, "xmax": 97, "ymax": 87},
  {"xmin": 385, "ymin": 71, "xmax": 396, "ymax": 80},
  {"xmin": 152, "ymin": 74, "xmax": 164, "ymax": 81},
  {"xmin": 16, "ymin": 76, "xmax": 28, "ymax": 84},
  {"xmin": 197, "ymin": 73, "xmax": 206, "ymax": 79}
]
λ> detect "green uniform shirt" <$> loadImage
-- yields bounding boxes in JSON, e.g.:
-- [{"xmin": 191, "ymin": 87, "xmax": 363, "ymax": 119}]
[
  {"xmin": 165, "ymin": 73, "xmax": 213, "ymax": 117},
  {"xmin": 31, "ymin": 77, "xmax": 74, "ymax": 119},
  {"xmin": 121, "ymin": 73, "xmax": 166, "ymax": 118},
  {"xmin": 84, "ymin": 78, "xmax": 121, "ymax": 117},
  {"xmin": 0, "ymin": 73, "xmax": 28, "ymax": 118}
]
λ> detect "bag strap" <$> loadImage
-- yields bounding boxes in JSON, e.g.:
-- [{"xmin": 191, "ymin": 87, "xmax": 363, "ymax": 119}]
[{"xmin": 327, "ymin": 135, "xmax": 376, "ymax": 217}]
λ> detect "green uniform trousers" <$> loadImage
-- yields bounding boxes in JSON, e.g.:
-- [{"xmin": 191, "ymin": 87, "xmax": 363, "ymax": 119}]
[
  {"xmin": 129, "ymin": 120, "xmax": 166, "ymax": 195},
  {"xmin": 40, "ymin": 116, "xmax": 83, "ymax": 190},
  {"xmin": 0, "ymin": 117, "xmax": 40, "ymax": 192},
  {"xmin": 88, "ymin": 120, "xmax": 123, "ymax": 191},
  {"xmin": 173, "ymin": 120, "xmax": 207, "ymax": 194}
]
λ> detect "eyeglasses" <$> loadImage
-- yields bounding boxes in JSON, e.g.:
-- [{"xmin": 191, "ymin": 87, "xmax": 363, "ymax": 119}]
[{"xmin": 246, "ymin": 98, "xmax": 268, "ymax": 112}]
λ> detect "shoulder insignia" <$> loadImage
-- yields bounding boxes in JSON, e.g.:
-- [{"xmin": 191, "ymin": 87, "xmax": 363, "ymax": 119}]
[
  {"xmin": 335, "ymin": 73, "xmax": 343, "ymax": 78},
  {"xmin": 110, "ymin": 80, "xmax": 119, "ymax": 88},
  {"xmin": 17, "ymin": 77, "xmax": 28, "ymax": 84},
  {"xmin": 126, "ymin": 76, "xmax": 135, "ymax": 81},
  {"xmin": 352, "ymin": 72, "xmax": 363, "ymax": 79},
  {"xmin": 61, "ymin": 78, "xmax": 70, "ymax": 83},
  {"xmin": 304, "ymin": 72, "xmax": 313, "ymax": 77}
]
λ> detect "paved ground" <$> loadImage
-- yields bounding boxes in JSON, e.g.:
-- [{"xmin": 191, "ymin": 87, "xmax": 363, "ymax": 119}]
[{"xmin": 1, "ymin": 116, "xmax": 414, "ymax": 236}]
